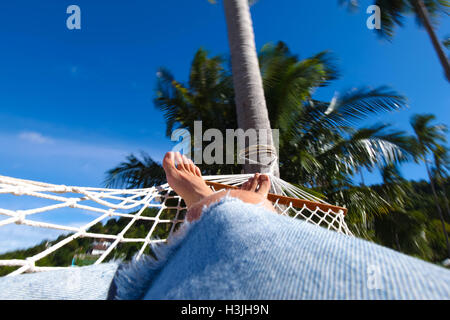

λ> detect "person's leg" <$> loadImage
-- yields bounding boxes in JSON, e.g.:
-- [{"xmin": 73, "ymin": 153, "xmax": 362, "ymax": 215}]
[
  {"xmin": 109, "ymin": 151, "xmax": 450, "ymax": 300},
  {"xmin": 148, "ymin": 197, "xmax": 450, "ymax": 300},
  {"xmin": 188, "ymin": 174, "xmax": 276, "ymax": 222},
  {"xmin": 162, "ymin": 151, "xmax": 276, "ymax": 222}
]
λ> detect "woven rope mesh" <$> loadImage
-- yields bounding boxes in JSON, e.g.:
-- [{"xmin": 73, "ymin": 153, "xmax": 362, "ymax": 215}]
[{"xmin": 0, "ymin": 174, "xmax": 351, "ymax": 277}]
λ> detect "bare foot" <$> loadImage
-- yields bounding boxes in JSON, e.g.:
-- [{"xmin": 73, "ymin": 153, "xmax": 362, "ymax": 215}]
[
  {"xmin": 240, "ymin": 173, "xmax": 271, "ymax": 198},
  {"xmin": 185, "ymin": 172, "xmax": 276, "ymax": 222},
  {"xmin": 162, "ymin": 151, "xmax": 277, "ymax": 222},
  {"xmin": 162, "ymin": 151, "xmax": 213, "ymax": 208}
]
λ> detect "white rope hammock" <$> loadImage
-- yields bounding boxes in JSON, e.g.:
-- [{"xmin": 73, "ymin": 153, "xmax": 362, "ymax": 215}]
[{"xmin": 0, "ymin": 169, "xmax": 352, "ymax": 277}]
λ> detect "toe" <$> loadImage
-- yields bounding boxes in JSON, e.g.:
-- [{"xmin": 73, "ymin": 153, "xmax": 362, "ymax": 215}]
[
  {"xmin": 257, "ymin": 174, "xmax": 271, "ymax": 197},
  {"xmin": 249, "ymin": 173, "xmax": 259, "ymax": 191},
  {"xmin": 188, "ymin": 164, "xmax": 196, "ymax": 174},
  {"xmin": 189, "ymin": 159, "xmax": 200, "ymax": 176},
  {"xmin": 174, "ymin": 152, "xmax": 185, "ymax": 170},
  {"xmin": 241, "ymin": 181, "xmax": 249, "ymax": 190},
  {"xmin": 163, "ymin": 152, "xmax": 176, "ymax": 173},
  {"xmin": 182, "ymin": 154, "xmax": 191, "ymax": 165},
  {"xmin": 183, "ymin": 155, "xmax": 195, "ymax": 174},
  {"xmin": 194, "ymin": 165, "xmax": 202, "ymax": 177},
  {"xmin": 186, "ymin": 158, "xmax": 202, "ymax": 176}
]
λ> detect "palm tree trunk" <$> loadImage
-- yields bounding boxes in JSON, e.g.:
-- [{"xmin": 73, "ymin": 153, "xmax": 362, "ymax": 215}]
[
  {"xmin": 414, "ymin": 0, "xmax": 450, "ymax": 82},
  {"xmin": 223, "ymin": 0, "xmax": 279, "ymax": 176},
  {"xmin": 441, "ymin": 189, "xmax": 450, "ymax": 220},
  {"xmin": 395, "ymin": 232, "xmax": 401, "ymax": 251},
  {"xmin": 436, "ymin": 174, "xmax": 450, "ymax": 220},
  {"xmin": 424, "ymin": 158, "xmax": 450, "ymax": 258}
]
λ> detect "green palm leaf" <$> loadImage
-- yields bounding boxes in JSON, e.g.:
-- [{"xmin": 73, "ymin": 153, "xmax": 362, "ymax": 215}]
[{"xmin": 104, "ymin": 152, "xmax": 165, "ymax": 189}]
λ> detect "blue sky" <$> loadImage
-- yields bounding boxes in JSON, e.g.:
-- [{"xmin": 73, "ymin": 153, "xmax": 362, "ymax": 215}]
[{"xmin": 0, "ymin": 1, "xmax": 449, "ymax": 252}]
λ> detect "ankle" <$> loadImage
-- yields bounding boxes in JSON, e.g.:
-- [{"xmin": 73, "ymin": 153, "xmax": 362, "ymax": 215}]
[{"xmin": 186, "ymin": 189, "xmax": 276, "ymax": 222}]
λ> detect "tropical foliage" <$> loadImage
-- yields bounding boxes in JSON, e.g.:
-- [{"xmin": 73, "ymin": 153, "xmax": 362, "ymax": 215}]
[
  {"xmin": 341, "ymin": 0, "xmax": 450, "ymax": 81},
  {"xmin": 106, "ymin": 42, "xmax": 450, "ymax": 263},
  {"xmin": 0, "ymin": 207, "xmax": 172, "ymax": 276},
  {"xmin": 410, "ymin": 114, "xmax": 450, "ymax": 256},
  {"xmin": 108, "ymin": 42, "xmax": 418, "ymax": 236},
  {"xmin": 2, "ymin": 0, "xmax": 449, "ymax": 278},
  {"xmin": 363, "ymin": 0, "xmax": 448, "ymax": 39},
  {"xmin": 1, "ymin": 176, "xmax": 447, "ymax": 277},
  {"xmin": 1, "ymin": 43, "xmax": 449, "ymax": 273}
]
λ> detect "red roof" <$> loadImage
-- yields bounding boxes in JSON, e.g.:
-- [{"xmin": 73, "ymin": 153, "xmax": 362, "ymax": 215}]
[{"xmin": 92, "ymin": 244, "xmax": 108, "ymax": 251}]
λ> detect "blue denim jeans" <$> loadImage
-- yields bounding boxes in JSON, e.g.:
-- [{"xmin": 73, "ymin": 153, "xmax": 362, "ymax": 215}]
[{"xmin": 1, "ymin": 196, "xmax": 449, "ymax": 299}]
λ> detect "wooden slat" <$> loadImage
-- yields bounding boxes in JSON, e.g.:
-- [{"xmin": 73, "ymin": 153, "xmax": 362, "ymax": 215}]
[{"xmin": 205, "ymin": 181, "xmax": 347, "ymax": 215}]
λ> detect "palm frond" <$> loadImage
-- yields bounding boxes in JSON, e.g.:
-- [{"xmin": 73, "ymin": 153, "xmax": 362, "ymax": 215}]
[
  {"xmin": 411, "ymin": 113, "xmax": 448, "ymax": 154},
  {"xmin": 320, "ymin": 124, "xmax": 413, "ymax": 169},
  {"xmin": 259, "ymin": 42, "xmax": 339, "ymax": 131},
  {"xmin": 318, "ymin": 86, "xmax": 407, "ymax": 128},
  {"xmin": 104, "ymin": 152, "xmax": 165, "ymax": 189}
]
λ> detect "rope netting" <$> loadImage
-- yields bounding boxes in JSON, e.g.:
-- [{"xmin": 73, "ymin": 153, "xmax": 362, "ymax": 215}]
[{"xmin": 0, "ymin": 173, "xmax": 351, "ymax": 277}]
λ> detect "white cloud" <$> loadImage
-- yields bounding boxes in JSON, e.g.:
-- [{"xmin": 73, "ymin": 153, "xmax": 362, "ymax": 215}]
[
  {"xmin": 0, "ymin": 131, "xmax": 136, "ymax": 186},
  {"xmin": 0, "ymin": 128, "xmax": 163, "ymax": 256},
  {"xmin": 0, "ymin": 224, "xmax": 70, "ymax": 254},
  {"xmin": 18, "ymin": 131, "xmax": 53, "ymax": 144}
]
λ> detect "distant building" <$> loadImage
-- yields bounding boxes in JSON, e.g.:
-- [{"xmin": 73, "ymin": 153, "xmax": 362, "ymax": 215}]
[
  {"xmin": 443, "ymin": 258, "xmax": 450, "ymax": 268},
  {"xmin": 87, "ymin": 239, "xmax": 113, "ymax": 256}
]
